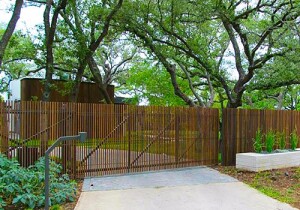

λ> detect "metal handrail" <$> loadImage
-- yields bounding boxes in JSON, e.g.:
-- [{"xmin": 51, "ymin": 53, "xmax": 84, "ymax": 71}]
[{"xmin": 45, "ymin": 132, "xmax": 87, "ymax": 210}]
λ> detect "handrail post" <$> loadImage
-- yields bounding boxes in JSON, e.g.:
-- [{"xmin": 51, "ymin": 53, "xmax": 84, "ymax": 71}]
[{"xmin": 45, "ymin": 132, "xmax": 87, "ymax": 210}]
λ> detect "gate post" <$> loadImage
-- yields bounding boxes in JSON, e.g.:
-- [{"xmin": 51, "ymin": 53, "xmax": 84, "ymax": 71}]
[
  {"xmin": 45, "ymin": 132, "xmax": 86, "ymax": 210},
  {"xmin": 175, "ymin": 109, "xmax": 180, "ymax": 166},
  {"xmin": 127, "ymin": 112, "xmax": 131, "ymax": 173},
  {"xmin": 0, "ymin": 101, "xmax": 9, "ymax": 154},
  {"xmin": 40, "ymin": 102, "xmax": 49, "ymax": 155}
]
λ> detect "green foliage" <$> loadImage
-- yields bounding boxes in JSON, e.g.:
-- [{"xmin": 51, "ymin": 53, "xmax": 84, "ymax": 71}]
[
  {"xmin": 276, "ymin": 132, "xmax": 286, "ymax": 150},
  {"xmin": 30, "ymin": 96, "xmax": 39, "ymax": 101},
  {"xmin": 253, "ymin": 129, "xmax": 263, "ymax": 153},
  {"xmin": 265, "ymin": 130, "xmax": 276, "ymax": 153},
  {"xmin": 218, "ymin": 153, "xmax": 222, "ymax": 163},
  {"xmin": 0, "ymin": 29, "xmax": 37, "ymax": 94},
  {"xmin": 253, "ymin": 129, "xmax": 298, "ymax": 153},
  {"xmin": 250, "ymin": 185, "xmax": 295, "ymax": 204},
  {"xmin": 290, "ymin": 130, "xmax": 299, "ymax": 150},
  {"xmin": 50, "ymin": 204, "xmax": 62, "ymax": 210},
  {"xmin": 2, "ymin": 0, "xmax": 300, "ymax": 107},
  {"xmin": 0, "ymin": 154, "xmax": 77, "ymax": 209},
  {"xmin": 118, "ymin": 62, "xmax": 190, "ymax": 106}
]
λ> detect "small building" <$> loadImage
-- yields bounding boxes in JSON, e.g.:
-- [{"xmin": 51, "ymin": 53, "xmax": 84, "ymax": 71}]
[{"xmin": 20, "ymin": 78, "xmax": 114, "ymax": 103}]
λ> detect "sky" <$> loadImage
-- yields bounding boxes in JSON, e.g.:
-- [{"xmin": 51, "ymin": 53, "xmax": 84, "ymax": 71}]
[{"xmin": 0, "ymin": 1, "xmax": 44, "ymax": 31}]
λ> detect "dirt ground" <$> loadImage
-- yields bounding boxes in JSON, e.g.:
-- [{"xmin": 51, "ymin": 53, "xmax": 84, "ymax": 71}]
[{"xmin": 213, "ymin": 166, "xmax": 300, "ymax": 209}]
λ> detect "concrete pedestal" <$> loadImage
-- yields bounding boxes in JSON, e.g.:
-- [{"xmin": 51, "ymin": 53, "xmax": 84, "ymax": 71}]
[{"xmin": 236, "ymin": 149, "xmax": 300, "ymax": 172}]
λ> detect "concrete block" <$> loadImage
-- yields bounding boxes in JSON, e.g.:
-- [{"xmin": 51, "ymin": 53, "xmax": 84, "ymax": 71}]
[{"xmin": 236, "ymin": 149, "xmax": 300, "ymax": 172}]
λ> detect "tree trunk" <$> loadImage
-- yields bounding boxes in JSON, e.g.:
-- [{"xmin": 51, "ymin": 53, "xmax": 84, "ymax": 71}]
[
  {"xmin": 226, "ymin": 100, "xmax": 242, "ymax": 108},
  {"xmin": 88, "ymin": 57, "xmax": 113, "ymax": 104},
  {"xmin": 42, "ymin": 0, "xmax": 53, "ymax": 102},
  {"xmin": 42, "ymin": 0, "xmax": 68, "ymax": 102},
  {"xmin": 69, "ymin": 61, "xmax": 86, "ymax": 102},
  {"xmin": 0, "ymin": 0, "xmax": 23, "ymax": 68}
]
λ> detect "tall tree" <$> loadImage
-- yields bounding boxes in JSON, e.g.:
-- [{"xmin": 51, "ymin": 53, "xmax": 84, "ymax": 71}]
[
  {"xmin": 119, "ymin": 0, "xmax": 230, "ymax": 107},
  {"xmin": 218, "ymin": 0, "xmax": 300, "ymax": 107},
  {"xmin": 120, "ymin": 0, "xmax": 300, "ymax": 108},
  {"xmin": 42, "ymin": 0, "xmax": 68, "ymax": 101},
  {"xmin": 0, "ymin": 0, "xmax": 23, "ymax": 68},
  {"xmin": 60, "ymin": 0, "xmax": 124, "ymax": 103}
]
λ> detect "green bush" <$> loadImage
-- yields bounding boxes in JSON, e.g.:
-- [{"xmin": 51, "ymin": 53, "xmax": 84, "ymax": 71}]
[
  {"xmin": 276, "ymin": 132, "xmax": 286, "ymax": 150},
  {"xmin": 0, "ymin": 153, "xmax": 77, "ymax": 209},
  {"xmin": 290, "ymin": 130, "xmax": 299, "ymax": 150},
  {"xmin": 265, "ymin": 130, "xmax": 275, "ymax": 153},
  {"xmin": 253, "ymin": 129, "xmax": 263, "ymax": 153}
]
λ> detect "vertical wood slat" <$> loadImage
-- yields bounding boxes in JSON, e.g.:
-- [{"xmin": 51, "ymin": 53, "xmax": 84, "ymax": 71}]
[
  {"xmin": 1, "ymin": 101, "xmax": 220, "ymax": 178},
  {"xmin": 222, "ymin": 108, "xmax": 300, "ymax": 166},
  {"xmin": 0, "ymin": 102, "xmax": 9, "ymax": 154}
]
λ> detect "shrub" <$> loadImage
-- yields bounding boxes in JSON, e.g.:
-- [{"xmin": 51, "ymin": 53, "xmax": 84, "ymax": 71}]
[
  {"xmin": 0, "ymin": 153, "xmax": 77, "ymax": 209},
  {"xmin": 265, "ymin": 130, "xmax": 275, "ymax": 153},
  {"xmin": 290, "ymin": 130, "xmax": 299, "ymax": 150},
  {"xmin": 50, "ymin": 204, "xmax": 63, "ymax": 210},
  {"xmin": 276, "ymin": 132, "xmax": 286, "ymax": 150},
  {"xmin": 253, "ymin": 129, "xmax": 263, "ymax": 153}
]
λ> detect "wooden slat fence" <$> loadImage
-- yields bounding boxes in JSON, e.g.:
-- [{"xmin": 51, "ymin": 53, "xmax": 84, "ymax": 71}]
[
  {"xmin": 0, "ymin": 101, "xmax": 219, "ymax": 178},
  {"xmin": 222, "ymin": 108, "xmax": 300, "ymax": 166},
  {"xmin": 0, "ymin": 102, "xmax": 9, "ymax": 154}
]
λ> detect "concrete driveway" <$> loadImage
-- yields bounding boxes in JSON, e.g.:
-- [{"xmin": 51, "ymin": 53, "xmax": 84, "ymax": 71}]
[{"xmin": 74, "ymin": 167, "xmax": 297, "ymax": 210}]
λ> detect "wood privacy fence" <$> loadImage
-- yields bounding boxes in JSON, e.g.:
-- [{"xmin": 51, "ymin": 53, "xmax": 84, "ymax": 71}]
[
  {"xmin": 222, "ymin": 108, "xmax": 300, "ymax": 166},
  {"xmin": 0, "ymin": 101, "xmax": 219, "ymax": 178}
]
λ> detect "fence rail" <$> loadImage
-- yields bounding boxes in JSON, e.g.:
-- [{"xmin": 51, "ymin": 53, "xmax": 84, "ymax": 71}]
[
  {"xmin": 222, "ymin": 108, "xmax": 300, "ymax": 166},
  {"xmin": 0, "ymin": 101, "xmax": 219, "ymax": 178}
]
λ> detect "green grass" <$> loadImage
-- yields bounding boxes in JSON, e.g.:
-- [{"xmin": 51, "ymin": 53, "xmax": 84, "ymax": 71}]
[
  {"xmin": 250, "ymin": 185, "xmax": 295, "ymax": 203},
  {"xmin": 9, "ymin": 139, "xmax": 56, "ymax": 147},
  {"xmin": 249, "ymin": 171, "xmax": 296, "ymax": 204},
  {"xmin": 294, "ymin": 167, "xmax": 300, "ymax": 179}
]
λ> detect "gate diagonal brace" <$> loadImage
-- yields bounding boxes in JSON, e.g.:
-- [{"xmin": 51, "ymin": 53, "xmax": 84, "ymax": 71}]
[
  {"xmin": 79, "ymin": 115, "xmax": 130, "ymax": 164},
  {"xmin": 130, "ymin": 118, "xmax": 175, "ymax": 167}
]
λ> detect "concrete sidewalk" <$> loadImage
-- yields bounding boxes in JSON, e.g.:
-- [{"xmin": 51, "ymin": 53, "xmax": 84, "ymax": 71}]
[{"xmin": 75, "ymin": 167, "xmax": 297, "ymax": 210}]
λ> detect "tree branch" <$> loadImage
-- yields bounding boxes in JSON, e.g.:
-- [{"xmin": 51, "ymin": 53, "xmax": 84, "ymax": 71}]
[
  {"xmin": 0, "ymin": 0, "xmax": 23, "ymax": 67},
  {"xmin": 177, "ymin": 62, "xmax": 205, "ymax": 106},
  {"xmin": 89, "ymin": 0, "xmax": 124, "ymax": 52}
]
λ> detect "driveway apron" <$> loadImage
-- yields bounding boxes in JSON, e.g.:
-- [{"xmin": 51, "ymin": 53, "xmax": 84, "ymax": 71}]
[{"xmin": 75, "ymin": 166, "xmax": 296, "ymax": 210}]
